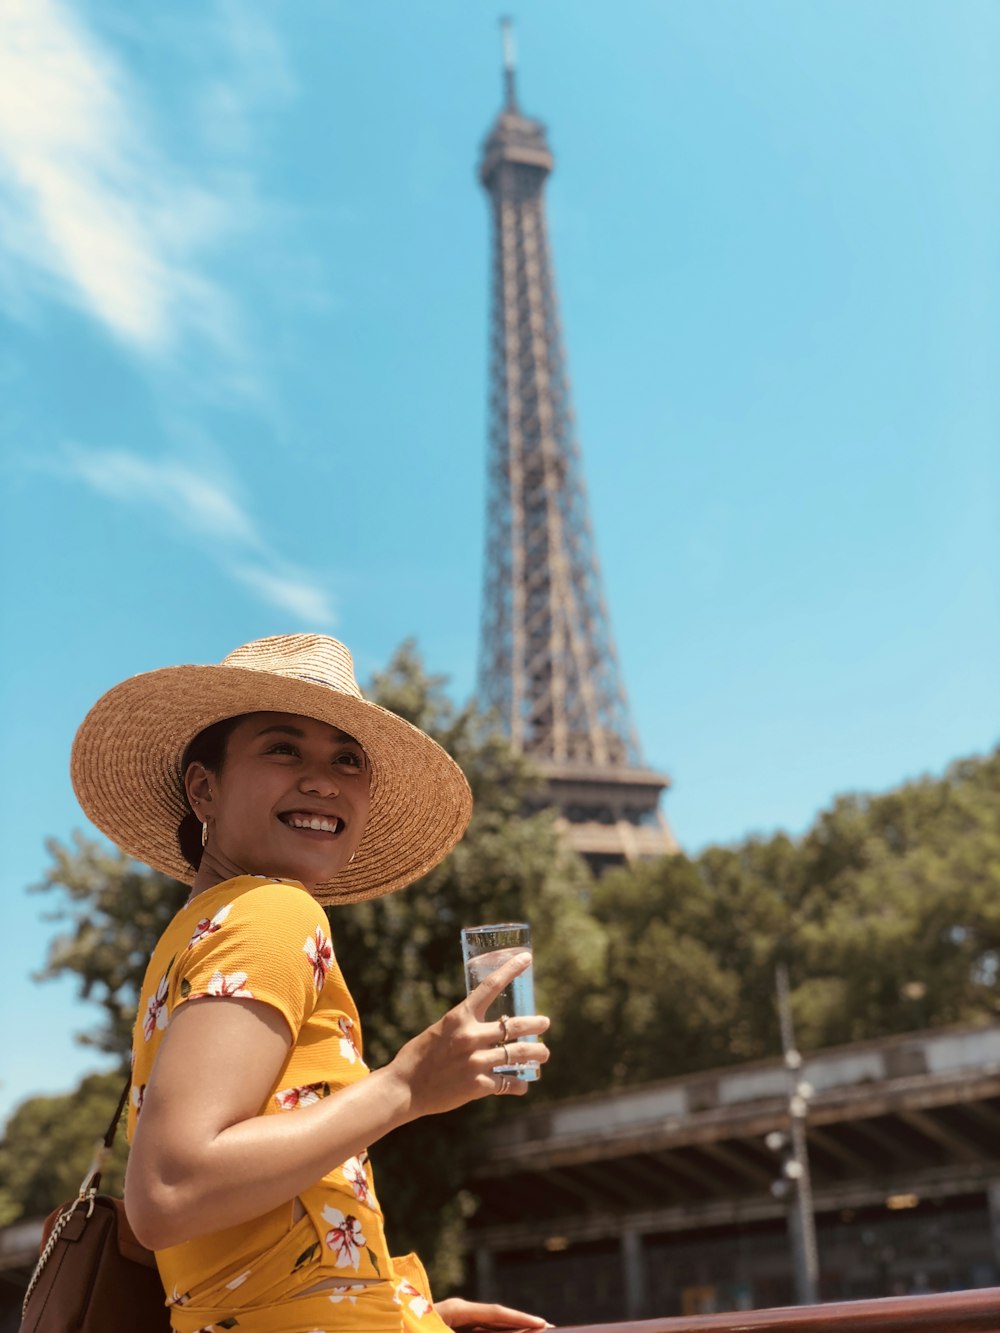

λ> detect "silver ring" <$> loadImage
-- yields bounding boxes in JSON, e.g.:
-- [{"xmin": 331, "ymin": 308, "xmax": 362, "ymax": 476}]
[{"xmin": 501, "ymin": 1042, "xmax": 512, "ymax": 1065}]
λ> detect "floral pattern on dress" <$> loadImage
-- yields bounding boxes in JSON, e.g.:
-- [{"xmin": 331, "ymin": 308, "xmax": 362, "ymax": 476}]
[
  {"xmin": 394, "ymin": 1277, "xmax": 432, "ymax": 1319},
  {"xmin": 131, "ymin": 1083, "xmax": 145, "ymax": 1118},
  {"xmin": 321, "ymin": 1205, "xmax": 365, "ymax": 1268},
  {"xmin": 186, "ymin": 902, "xmax": 233, "ymax": 951},
  {"xmin": 338, "ymin": 1015, "xmax": 364, "ymax": 1066},
  {"xmin": 143, "ymin": 974, "xmax": 169, "ymax": 1040},
  {"xmin": 205, "ymin": 970, "xmax": 253, "ymax": 998},
  {"xmin": 292, "ymin": 1240, "xmax": 321, "ymax": 1273},
  {"xmin": 304, "ymin": 926, "xmax": 334, "ymax": 991},
  {"xmin": 225, "ymin": 1269, "xmax": 252, "ymax": 1290},
  {"xmin": 341, "ymin": 1153, "xmax": 372, "ymax": 1206},
  {"xmin": 274, "ymin": 1081, "xmax": 332, "ymax": 1111},
  {"xmin": 327, "ymin": 1284, "xmax": 366, "ymax": 1304}
]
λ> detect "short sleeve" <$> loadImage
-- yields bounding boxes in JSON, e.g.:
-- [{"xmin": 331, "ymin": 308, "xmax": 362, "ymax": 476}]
[{"xmin": 172, "ymin": 882, "xmax": 334, "ymax": 1041}]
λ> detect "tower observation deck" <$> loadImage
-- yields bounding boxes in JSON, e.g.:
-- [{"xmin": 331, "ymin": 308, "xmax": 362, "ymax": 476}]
[{"xmin": 477, "ymin": 22, "xmax": 678, "ymax": 873}]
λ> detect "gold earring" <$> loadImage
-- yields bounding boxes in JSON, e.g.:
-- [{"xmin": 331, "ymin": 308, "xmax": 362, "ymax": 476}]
[{"xmin": 201, "ymin": 822, "xmax": 209, "ymax": 848}]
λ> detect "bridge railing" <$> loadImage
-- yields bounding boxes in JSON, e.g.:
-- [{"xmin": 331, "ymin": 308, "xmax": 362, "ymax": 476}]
[{"xmin": 554, "ymin": 1287, "xmax": 1000, "ymax": 1332}]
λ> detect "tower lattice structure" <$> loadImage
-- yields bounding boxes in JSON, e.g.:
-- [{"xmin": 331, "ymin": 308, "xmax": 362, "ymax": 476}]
[{"xmin": 477, "ymin": 24, "xmax": 677, "ymax": 871}]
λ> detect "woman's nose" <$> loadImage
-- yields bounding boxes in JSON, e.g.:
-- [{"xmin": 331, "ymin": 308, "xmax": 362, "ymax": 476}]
[{"xmin": 299, "ymin": 767, "xmax": 339, "ymax": 796}]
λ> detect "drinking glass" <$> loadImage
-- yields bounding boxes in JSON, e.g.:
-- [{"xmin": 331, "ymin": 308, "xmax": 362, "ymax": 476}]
[{"xmin": 461, "ymin": 922, "xmax": 539, "ymax": 1081}]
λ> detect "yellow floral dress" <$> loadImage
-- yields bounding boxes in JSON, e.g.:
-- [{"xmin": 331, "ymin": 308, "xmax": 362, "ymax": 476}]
[{"xmin": 128, "ymin": 875, "xmax": 449, "ymax": 1333}]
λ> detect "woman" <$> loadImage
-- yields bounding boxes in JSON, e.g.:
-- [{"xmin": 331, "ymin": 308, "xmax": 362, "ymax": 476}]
[{"xmin": 71, "ymin": 633, "xmax": 551, "ymax": 1333}]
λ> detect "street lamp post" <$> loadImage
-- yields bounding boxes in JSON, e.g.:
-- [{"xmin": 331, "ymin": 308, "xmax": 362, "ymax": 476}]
[{"xmin": 771, "ymin": 962, "xmax": 820, "ymax": 1304}]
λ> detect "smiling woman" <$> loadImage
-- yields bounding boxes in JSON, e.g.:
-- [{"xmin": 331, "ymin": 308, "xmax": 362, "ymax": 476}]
[{"xmin": 65, "ymin": 634, "xmax": 552, "ymax": 1333}]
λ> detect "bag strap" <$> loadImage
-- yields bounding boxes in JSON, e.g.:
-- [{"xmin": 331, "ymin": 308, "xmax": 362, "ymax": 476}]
[
  {"xmin": 103, "ymin": 1072, "xmax": 133, "ymax": 1150},
  {"xmin": 78, "ymin": 1070, "xmax": 132, "ymax": 1196}
]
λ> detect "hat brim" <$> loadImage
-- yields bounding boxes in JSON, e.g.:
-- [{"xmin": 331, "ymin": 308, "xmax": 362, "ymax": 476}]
[{"xmin": 70, "ymin": 664, "xmax": 473, "ymax": 904}]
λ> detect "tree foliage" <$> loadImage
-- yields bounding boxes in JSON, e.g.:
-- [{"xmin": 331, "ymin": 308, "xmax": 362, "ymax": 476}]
[
  {"xmin": 29, "ymin": 837, "xmax": 188, "ymax": 1054},
  {"xmin": 0, "ymin": 1072, "xmax": 128, "ymax": 1227},
  {"xmin": 792, "ymin": 751, "xmax": 1000, "ymax": 1047},
  {"xmin": 586, "ymin": 748, "xmax": 1000, "ymax": 1088}
]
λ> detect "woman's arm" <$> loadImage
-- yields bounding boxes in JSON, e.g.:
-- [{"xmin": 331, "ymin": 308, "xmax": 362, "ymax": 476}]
[{"xmin": 125, "ymin": 952, "xmax": 546, "ymax": 1249}]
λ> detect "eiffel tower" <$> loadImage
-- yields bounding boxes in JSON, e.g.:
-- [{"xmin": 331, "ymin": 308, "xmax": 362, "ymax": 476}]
[{"xmin": 477, "ymin": 21, "xmax": 678, "ymax": 873}]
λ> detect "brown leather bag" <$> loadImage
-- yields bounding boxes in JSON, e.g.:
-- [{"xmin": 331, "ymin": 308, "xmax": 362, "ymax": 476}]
[{"xmin": 20, "ymin": 1076, "xmax": 172, "ymax": 1332}]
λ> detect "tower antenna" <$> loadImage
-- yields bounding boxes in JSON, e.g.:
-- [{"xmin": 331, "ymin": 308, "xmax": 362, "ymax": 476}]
[{"xmin": 500, "ymin": 16, "xmax": 518, "ymax": 109}]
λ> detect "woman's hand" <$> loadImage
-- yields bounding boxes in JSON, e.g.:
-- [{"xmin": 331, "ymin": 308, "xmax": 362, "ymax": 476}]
[
  {"xmin": 434, "ymin": 1297, "xmax": 553, "ymax": 1331},
  {"xmin": 386, "ymin": 951, "xmax": 550, "ymax": 1119}
]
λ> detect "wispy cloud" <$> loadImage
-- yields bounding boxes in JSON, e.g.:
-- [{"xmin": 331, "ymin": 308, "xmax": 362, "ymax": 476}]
[
  {"xmin": 59, "ymin": 445, "xmax": 335, "ymax": 626},
  {"xmin": 228, "ymin": 565, "xmax": 336, "ymax": 626},
  {"xmin": 197, "ymin": 0, "xmax": 296, "ymax": 157},
  {"xmin": 0, "ymin": 0, "xmax": 256, "ymax": 357},
  {"xmin": 65, "ymin": 446, "xmax": 256, "ymax": 545}
]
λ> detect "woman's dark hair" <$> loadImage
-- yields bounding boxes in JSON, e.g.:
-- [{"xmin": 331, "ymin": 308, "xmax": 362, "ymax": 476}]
[{"xmin": 177, "ymin": 716, "xmax": 242, "ymax": 871}]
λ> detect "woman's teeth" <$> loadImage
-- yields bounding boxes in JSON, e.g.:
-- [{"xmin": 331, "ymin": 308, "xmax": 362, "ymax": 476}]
[{"xmin": 285, "ymin": 814, "xmax": 341, "ymax": 833}]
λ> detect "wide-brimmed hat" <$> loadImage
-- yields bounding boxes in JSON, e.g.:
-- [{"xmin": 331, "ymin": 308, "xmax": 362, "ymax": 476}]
[{"xmin": 70, "ymin": 634, "xmax": 473, "ymax": 904}]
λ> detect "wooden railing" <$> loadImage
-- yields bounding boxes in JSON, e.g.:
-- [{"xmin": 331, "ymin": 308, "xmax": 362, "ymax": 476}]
[{"xmin": 554, "ymin": 1287, "xmax": 1000, "ymax": 1332}]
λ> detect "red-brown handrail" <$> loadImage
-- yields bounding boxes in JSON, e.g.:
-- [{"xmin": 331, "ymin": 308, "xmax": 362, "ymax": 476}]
[{"xmin": 553, "ymin": 1287, "xmax": 1000, "ymax": 1333}]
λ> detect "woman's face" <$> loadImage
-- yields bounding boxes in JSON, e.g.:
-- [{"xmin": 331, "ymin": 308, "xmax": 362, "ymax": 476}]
[{"xmin": 186, "ymin": 711, "xmax": 372, "ymax": 889}]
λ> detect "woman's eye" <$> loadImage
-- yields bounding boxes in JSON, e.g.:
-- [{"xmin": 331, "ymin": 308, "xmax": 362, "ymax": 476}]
[
  {"xmin": 268, "ymin": 742, "xmax": 298, "ymax": 756},
  {"xmin": 336, "ymin": 751, "xmax": 363, "ymax": 769}
]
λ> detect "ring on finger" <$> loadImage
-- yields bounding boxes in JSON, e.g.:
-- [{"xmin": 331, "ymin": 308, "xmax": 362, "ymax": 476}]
[
  {"xmin": 498, "ymin": 1014, "xmax": 511, "ymax": 1044},
  {"xmin": 499, "ymin": 1042, "xmax": 512, "ymax": 1064},
  {"xmin": 495, "ymin": 1074, "xmax": 511, "ymax": 1095}
]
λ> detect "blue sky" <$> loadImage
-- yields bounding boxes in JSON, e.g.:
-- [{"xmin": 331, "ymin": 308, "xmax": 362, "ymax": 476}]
[{"xmin": 1, "ymin": 0, "xmax": 998, "ymax": 1125}]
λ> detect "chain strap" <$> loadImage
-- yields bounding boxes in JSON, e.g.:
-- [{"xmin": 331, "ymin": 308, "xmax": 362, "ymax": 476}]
[
  {"xmin": 21, "ymin": 1181, "xmax": 98, "ymax": 1317},
  {"xmin": 21, "ymin": 1084, "xmax": 127, "ymax": 1321}
]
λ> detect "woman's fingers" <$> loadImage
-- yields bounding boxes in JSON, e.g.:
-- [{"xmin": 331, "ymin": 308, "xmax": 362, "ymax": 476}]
[
  {"xmin": 490, "ymin": 1066, "xmax": 536, "ymax": 1098},
  {"xmin": 466, "ymin": 950, "xmax": 533, "ymax": 1021},
  {"xmin": 490, "ymin": 1013, "xmax": 550, "ymax": 1040},
  {"xmin": 433, "ymin": 1296, "xmax": 552, "ymax": 1329},
  {"xmin": 495, "ymin": 1076, "xmax": 531, "ymax": 1096},
  {"xmin": 478, "ymin": 1039, "xmax": 549, "ymax": 1071}
]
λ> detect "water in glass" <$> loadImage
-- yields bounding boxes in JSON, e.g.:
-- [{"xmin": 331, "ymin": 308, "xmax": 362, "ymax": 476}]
[{"xmin": 465, "ymin": 945, "xmax": 539, "ymax": 1081}]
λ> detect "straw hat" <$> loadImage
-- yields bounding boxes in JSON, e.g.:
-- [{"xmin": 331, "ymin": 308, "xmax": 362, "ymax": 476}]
[{"xmin": 70, "ymin": 634, "xmax": 473, "ymax": 904}]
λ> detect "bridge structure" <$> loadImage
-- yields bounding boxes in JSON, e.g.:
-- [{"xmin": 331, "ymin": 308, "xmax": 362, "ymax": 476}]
[{"xmin": 467, "ymin": 1022, "xmax": 1000, "ymax": 1324}]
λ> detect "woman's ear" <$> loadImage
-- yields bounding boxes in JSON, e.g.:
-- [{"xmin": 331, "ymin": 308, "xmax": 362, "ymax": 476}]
[{"xmin": 184, "ymin": 761, "xmax": 214, "ymax": 819}]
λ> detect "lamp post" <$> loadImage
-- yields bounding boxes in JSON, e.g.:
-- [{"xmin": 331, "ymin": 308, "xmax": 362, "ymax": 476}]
[{"xmin": 770, "ymin": 962, "xmax": 820, "ymax": 1304}]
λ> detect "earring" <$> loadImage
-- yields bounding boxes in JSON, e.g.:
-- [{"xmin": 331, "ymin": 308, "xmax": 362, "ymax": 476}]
[{"xmin": 201, "ymin": 822, "xmax": 209, "ymax": 848}]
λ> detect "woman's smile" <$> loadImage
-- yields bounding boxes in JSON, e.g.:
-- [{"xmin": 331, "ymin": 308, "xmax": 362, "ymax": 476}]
[{"xmin": 279, "ymin": 810, "xmax": 347, "ymax": 836}]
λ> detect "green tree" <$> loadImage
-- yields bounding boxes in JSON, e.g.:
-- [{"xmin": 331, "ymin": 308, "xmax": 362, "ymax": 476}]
[
  {"xmin": 585, "ymin": 827, "xmax": 811, "ymax": 1087},
  {"xmin": 0, "ymin": 1072, "xmax": 127, "ymax": 1227},
  {"xmin": 29, "ymin": 836, "xmax": 188, "ymax": 1055},
  {"xmin": 792, "ymin": 749, "xmax": 1000, "ymax": 1047},
  {"xmin": 582, "ymin": 748, "xmax": 1000, "ymax": 1087}
]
